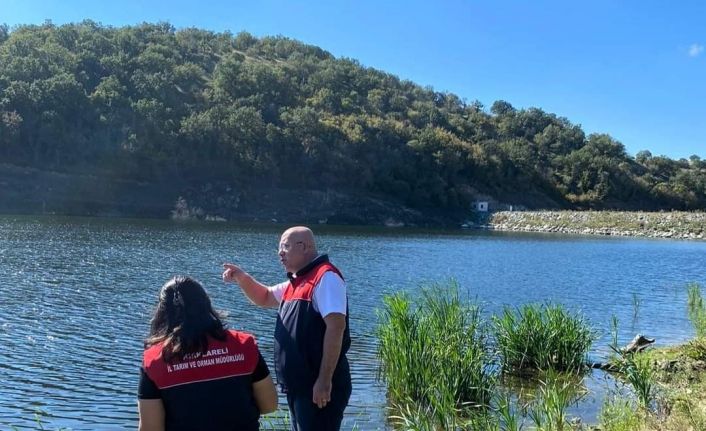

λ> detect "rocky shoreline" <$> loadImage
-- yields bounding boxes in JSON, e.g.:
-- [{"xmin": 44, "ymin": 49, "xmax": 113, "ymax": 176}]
[
  {"xmin": 488, "ymin": 210, "xmax": 706, "ymax": 240},
  {"xmin": 3, "ymin": 165, "xmax": 705, "ymax": 235}
]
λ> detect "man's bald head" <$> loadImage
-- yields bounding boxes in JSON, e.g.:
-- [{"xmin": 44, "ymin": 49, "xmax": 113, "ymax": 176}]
[
  {"xmin": 278, "ymin": 226, "xmax": 318, "ymax": 273},
  {"xmin": 282, "ymin": 226, "xmax": 316, "ymax": 249}
]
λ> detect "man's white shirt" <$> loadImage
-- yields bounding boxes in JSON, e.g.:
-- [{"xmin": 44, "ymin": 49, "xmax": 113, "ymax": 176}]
[{"xmin": 270, "ymin": 271, "xmax": 347, "ymax": 318}]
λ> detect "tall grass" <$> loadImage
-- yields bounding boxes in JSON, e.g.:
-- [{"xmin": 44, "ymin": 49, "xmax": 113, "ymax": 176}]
[
  {"xmin": 527, "ymin": 371, "xmax": 581, "ymax": 431},
  {"xmin": 610, "ymin": 314, "xmax": 620, "ymax": 351},
  {"xmin": 260, "ymin": 410, "xmax": 290, "ymax": 430},
  {"xmin": 262, "ymin": 410, "xmax": 361, "ymax": 430},
  {"xmin": 387, "ymin": 394, "xmax": 524, "ymax": 431},
  {"xmin": 377, "ymin": 281, "xmax": 495, "ymax": 427},
  {"xmin": 687, "ymin": 282, "xmax": 706, "ymax": 338},
  {"xmin": 495, "ymin": 394, "xmax": 522, "ymax": 431},
  {"xmin": 608, "ymin": 316, "xmax": 656, "ymax": 411},
  {"xmin": 632, "ymin": 292, "xmax": 641, "ymax": 322},
  {"xmin": 493, "ymin": 304, "xmax": 596, "ymax": 373},
  {"xmin": 599, "ymin": 396, "xmax": 644, "ymax": 431},
  {"xmin": 621, "ymin": 352, "xmax": 655, "ymax": 409},
  {"xmin": 671, "ymin": 393, "xmax": 706, "ymax": 431}
]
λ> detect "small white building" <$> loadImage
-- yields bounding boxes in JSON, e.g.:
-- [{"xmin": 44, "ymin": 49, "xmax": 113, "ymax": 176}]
[{"xmin": 472, "ymin": 201, "xmax": 489, "ymax": 212}]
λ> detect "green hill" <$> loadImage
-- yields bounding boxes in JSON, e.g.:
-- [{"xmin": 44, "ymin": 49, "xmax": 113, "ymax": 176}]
[{"xmin": 0, "ymin": 21, "xmax": 704, "ymax": 222}]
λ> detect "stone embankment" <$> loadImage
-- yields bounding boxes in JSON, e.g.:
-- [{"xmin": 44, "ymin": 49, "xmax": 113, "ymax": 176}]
[{"xmin": 489, "ymin": 211, "xmax": 706, "ymax": 240}]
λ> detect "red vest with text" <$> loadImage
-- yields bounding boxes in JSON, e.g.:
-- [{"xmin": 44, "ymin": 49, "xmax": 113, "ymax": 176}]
[{"xmin": 143, "ymin": 329, "xmax": 261, "ymax": 430}]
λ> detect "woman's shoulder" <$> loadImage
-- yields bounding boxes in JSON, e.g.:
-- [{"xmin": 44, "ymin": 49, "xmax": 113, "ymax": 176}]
[
  {"xmin": 142, "ymin": 341, "xmax": 165, "ymax": 365},
  {"xmin": 225, "ymin": 329, "xmax": 257, "ymax": 345}
]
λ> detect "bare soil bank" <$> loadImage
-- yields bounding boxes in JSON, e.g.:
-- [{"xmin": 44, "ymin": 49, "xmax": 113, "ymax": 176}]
[{"xmin": 0, "ymin": 164, "xmax": 459, "ymax": 226}]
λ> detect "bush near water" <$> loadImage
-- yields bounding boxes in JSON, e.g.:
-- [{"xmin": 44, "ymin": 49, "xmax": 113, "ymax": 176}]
[
  {"xmin": 493, "ymin": 304, "xmax": 596, "ymax": 373},
  {"xmin": 377, "ymin": 282, "xmax": 595, "ymax": 429},
  {"xmin": 376, "ymin": 283, "xmax": 495, "ymax": 429},
  {"xmin": 377, "ymin": 281, "xmax": 706, "ymax": 430}
]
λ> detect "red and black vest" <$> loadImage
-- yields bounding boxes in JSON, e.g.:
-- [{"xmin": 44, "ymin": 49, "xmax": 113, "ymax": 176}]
[
  {"xmin": 274, "ymin": 254, "xmax": 351, "ymax": 395},
  {"xmin": 142, "ymin": 330, "xmax": 262, "ymax": 430}
]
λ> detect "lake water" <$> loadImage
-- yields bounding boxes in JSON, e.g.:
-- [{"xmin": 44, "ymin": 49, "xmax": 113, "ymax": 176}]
[{"xmin": 1, "ymin": 215, "xmax": 705, "ymax": 430}]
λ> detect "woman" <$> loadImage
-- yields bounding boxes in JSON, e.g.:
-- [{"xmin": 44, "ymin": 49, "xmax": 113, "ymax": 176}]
[{"xmin": 138, "ymin": 276, "xmax": 277, "ymax": 431}]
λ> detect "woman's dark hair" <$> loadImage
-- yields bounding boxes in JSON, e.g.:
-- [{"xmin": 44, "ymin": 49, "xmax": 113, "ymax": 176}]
[{"xmin": 145, "ymin": 276, "xmax": 227, "ymax": 363}]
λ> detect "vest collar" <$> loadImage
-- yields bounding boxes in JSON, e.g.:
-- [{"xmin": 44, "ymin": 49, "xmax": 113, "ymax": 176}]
[{"xmin": 287, "ymin": 254, "xmax": 329, "ymax": 281}]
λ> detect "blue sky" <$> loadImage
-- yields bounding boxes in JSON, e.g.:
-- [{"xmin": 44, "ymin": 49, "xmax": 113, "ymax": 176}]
[{"xmin": 2, "ymin": 0, "xmax": 704, "ymax": 159}]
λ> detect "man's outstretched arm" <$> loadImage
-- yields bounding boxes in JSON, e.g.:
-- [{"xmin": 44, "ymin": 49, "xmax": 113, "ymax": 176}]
[{"xmin": 222, "ymin": 263, "xmax": 279, "ymax": 308}]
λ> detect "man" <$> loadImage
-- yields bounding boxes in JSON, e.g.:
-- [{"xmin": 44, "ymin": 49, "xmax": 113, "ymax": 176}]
[{"xmin": 222, "ymin": 226, "xmax": 351, "ymax": 431}]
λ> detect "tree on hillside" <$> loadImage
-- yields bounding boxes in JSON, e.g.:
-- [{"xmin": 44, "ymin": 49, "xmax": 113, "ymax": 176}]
[{"xmin": 0, "ymin": 21, "xmax": 703, "ymax": 211}]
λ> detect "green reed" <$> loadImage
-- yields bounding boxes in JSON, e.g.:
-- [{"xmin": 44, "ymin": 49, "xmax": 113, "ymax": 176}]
[
  {"xmin": 598, "ymin": 396, "xmax": 643, "ymax": 431},
  {"xmin": 632, "ymin": 292, "xmax": 641, "ymax": 321},
  {"xmin": 493, "ymin": 304, "xmax": 596, "ymax": 373},
  {"xmin": 377, "ymin": 281, "xmax": 495, "ymax": 428},
  {"xmin": 621, "ymin": 352, "xmax": 655, "ymax": 409},
  {"xmin": 260, "ymin": 410, "xmax": 290, "ymax": 430},
  {"xmin": 687, "ymin": 282, "xmax": 706, "ymax": 338},
  {"xmin": 527, "ymin": 371, "xmax": 581, "ymax": 431},
  {"xmin": 609, "ymin": 317, "xmax": 655, "ymax": 411}
]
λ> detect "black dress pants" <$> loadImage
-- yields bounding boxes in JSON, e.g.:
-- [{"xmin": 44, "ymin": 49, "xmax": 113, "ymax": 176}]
[{"xmin": 285, "ymin": 384, "xmax": 351, "ymax": 431}]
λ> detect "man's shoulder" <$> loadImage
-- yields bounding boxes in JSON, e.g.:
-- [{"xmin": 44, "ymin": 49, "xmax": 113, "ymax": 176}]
[
  {"xmin": 318, "ymin": 270, "xmax": 345, "ymax": 286},
  {"xmin": 314, "ymin": 271, "xmax": 347, "ymax": 297}
]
